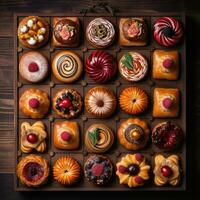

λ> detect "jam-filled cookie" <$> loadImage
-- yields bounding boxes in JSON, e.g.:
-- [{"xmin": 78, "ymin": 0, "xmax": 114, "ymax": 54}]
[
  {"xmin": 153, "ymin": 50, "xmax": 179, "ymax": 80},
  {"xmin": 153, "ymin": 88, "xmax": 179, "ymax": 118},
  {"xmin": 119, "ymin": 18, "xmax": 148, "ymax": 46},
  {"xmin": 53, "ymin": 121, "xmax": 80, "ymax": 150}
]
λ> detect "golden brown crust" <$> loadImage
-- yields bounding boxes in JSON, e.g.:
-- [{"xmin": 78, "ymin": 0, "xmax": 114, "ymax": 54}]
[
  {"xmin": 53, "ymin": 121, "xmax": 80, "ymax": 150},
  {"xmin": 17, "ymin": 154, "xmax": 49, "ymax": 187},
  {"xmin": 153, "ymin": 88, "xmax": 179, "ymax": 118},
  {"xmin": 53, "ymin": 156, "xmax": 81, "ymax": 186},
  {"xmin": 119, "ymin": 87, "xmax": 148, "ymax": 115},
  {"xmin": 118, "ymin": 118, "xmax": 150, "ymax": 150},
  {"xmin": 19, "ymin": 88, "xmax": 50, "ymax": 119},
  {"xmin": 152, "ymin": 50, "xmax": 179, "ymax": 80}
]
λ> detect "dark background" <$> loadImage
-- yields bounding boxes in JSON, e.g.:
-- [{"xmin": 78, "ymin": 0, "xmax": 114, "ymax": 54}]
[{"xmin": 0, "ymin": 0, "xmax": 199, "ymax": 199}]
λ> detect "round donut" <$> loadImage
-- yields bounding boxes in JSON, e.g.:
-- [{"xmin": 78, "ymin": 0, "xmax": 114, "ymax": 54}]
[
  {"xmin": 52, "ymin": 51, "xmax": 83, "ymax": 83},
  {"xmin": 86, "ymin": 18, "xmax": 115, "ymax": 48},
  {"xmin": 86, "ymin": 51, "xmax": 117, "ymax": 83},
  {"xmin": 19, "ymin": 51, "xmax": 49, "ymax": 83},
  {"xmin": 119, "ymin": 52, "xmax": 148, "ymax": 82},
  {"xmin": 153, "ymin": 17, "xmax": 183, "ymax": 47}
]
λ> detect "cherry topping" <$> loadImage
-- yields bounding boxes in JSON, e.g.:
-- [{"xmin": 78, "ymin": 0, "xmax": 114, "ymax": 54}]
[
  {"xmin": 161, "ymin": 165, "xmax": 173, "ymax": 177},
  {"xmin": 163, "ymin": 58, "xmax": 173, "ymax": 68},
  {"xmin": 162, "ymin": 98, "xmax": 173, "ymax": 109},
  {"xmin": 28, "ymin": 62, "xmax": 39, "ymax": 72},
  {"xmin": 91, "ymin": 163, "xmax": 104, "ymax": 177},
  {"xmin": 118, "ymin": 165, "xmax": 128, "ymax": 174},
  {"xmin": 134, "ymin": 176, "xmax": 144, "ymax": 184},
  {"xmin": 29, "ymin": 98, "xmax": 40, "ymax": 108},
  {"xmin": 61, "ymin": 131, "xmax": 71, "ymax": 142},
  {"xmin": 59, "ymin": 98, "xmax": 72, "ymax": 108},
  {"xmin": 27, "ymin": 133, "xmax": 38, "ymax": 144},
  {"xmin": 135, "ymin": 153, "xmax": 143, "ymax": 162},
  {"xmin": 128, "ymin": 164, "xmax": 140, "ymax": 176}
]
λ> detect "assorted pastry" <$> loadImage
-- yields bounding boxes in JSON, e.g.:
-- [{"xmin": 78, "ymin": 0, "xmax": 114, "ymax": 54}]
[
  {"xmin": 18, "ymin": 16, "xmax": 49, "ymax": 48},
  {"xmin": 52, "ymin": 17, "xmax": 80, "ymax": 47},
  {"xmin": 153, "ymin": 88, "xmax": 179, "ymax": 118},
  {"xmin": 118, "ymin": 118, "xmax": 150, "ymax": 150},
  {"xmin": 85, "ymin": 123, "xmax": 114, "ymax": 153},
  {"xmin": 19, "ymin": 88, "xmax": 50, "ymax": 119},
  {"xmin": 53, "ymin": 88, "xmax": 83, "ymax": 119},
  {"xmin": 153, "ymin": 154, "xmax": 180, "ymax": 186},
  {"xmin": 84, "ymin": 155, "xmax": 113, "ymax": 186},
  {"xmin": 85, "ymin": 86, "xmax": 117, "ymax": 118},
  {"xmin": 52, "ymin": 51, "xmax": 83, "ymax": 83},
  {"xmin": 86, "ymin": 51, "xmax": 117, "ymax": 83},
  {"xmin": 153, "ymin": 50, "xmax": 179, "ymax": 80},
  {"xmin": 116, "ymin": 154, "xmax": 150, "ymax": 187},
  {"xmin": 19, "ymin": 51, "xmax": 49, "ymax": 83},
  {"xmin": 53, "ymin": 121, "xmax": 80, "ymax": 150},
  {"xmin": 119, "ymin": 51, "xmax": 148, "ymax": 82},
  {"xmin": 119, "ymin": 18, "xmax": 148, "ymax": 46},
  {"xmin": 20, "ymin": 121, "xmax": 47, "ymax": 153}
]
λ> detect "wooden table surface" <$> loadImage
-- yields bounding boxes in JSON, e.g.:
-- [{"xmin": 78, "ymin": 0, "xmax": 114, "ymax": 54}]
[{"xmin": 0, "ymin": 0, "xmax": 199, "ymax": 199}]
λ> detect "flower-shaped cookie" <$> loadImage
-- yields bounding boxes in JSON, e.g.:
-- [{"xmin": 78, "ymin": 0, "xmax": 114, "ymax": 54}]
[
  {"xmin": 153, "ymin": 154, "xmax": 180, "ymax": 186},
  {"xmin": 116, "ymin": 154, "xmax": 150, "ymax": 188},
  {"xmin": 20, "ymin": 121, "xmax": 47, "ymax": 153}
]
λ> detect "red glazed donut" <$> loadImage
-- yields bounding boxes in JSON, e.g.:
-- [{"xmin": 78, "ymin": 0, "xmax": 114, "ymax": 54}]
[
  {"xmin": 86, "ymin": 51, "xmax": 117, "ymax": 83},
  {"xmin": 153, "ymin": 17, "xmax": 183, "ymax": 47}
]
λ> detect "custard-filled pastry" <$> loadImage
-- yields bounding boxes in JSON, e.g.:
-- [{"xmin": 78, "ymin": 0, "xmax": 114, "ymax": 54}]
[
  {"xmin": 118, "ymin": 118, "xmax": 150, "ymax": 150},
  {"xmin": 53, "ymin": 121, "xmax": 80, "ymax": 150},
  {"xmin": 17, "ymin": 154, "xmax": 50, "ymax": 187},
  {"xmin": 153, "ymin": 50, "xmax": 179, "ymax": 80},
  {"xmin": 19, "ymin": 88, "xmax": 50, "ymax": 119},
  {"xmin": 20, "ymin": 121, "xmax": 47, "ymax": 153},
  {"xmin": 52, "ymin": 17, "xmax": 80, "ymax": 47},
  {"xmin": 116, "ymin": 154, "xmax": 150, "ymax": 188},
  {"xmin": 153, "ymin": 88, "xmax": 179, "ymax": 118},
  {"xmin": 119, "ymin": 18, "xmax": 148, "ymax": 46},
  {"xmin": 154, "ymin": 154, "xmax": 180, "ymax": 186}
]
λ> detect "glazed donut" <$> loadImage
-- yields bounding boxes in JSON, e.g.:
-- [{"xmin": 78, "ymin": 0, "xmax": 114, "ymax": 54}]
[
  {"xmin": 19, "ymin": 51, "xmax": 49, "ymax": 83},
  {"xmin": 86, "ymin": 51, "xmax": 117, "ymax": 83},
  {"xmin": 153, "ymin": 17, "xmax": 183, "ymax": 47}
]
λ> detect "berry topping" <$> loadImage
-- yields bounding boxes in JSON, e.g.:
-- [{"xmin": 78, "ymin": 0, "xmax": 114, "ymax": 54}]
[
  {"xmin": 118, "ymin": 165, "xmax": 128, "ymax": 174},
  {"xmin": 161, "ymin": 165, "xmax": 173, "ymax": 177},
  {"xmin": 134, "ymin": 176, "xmax": 144, "ymax": 184},
  {"xmin": 163, "ymin": 27, "xmax": 175, "ymax": 37},
  {"xmin": 162, "ymin": 98, "xmax": 173, "ymax": 109},
  {"xmin": 128, "ymin": 164, "xmax": 140, "ymax": 176},
  {"xmin": 28, "ymin": 62, "xmax": 39, "ymax": 72},
  {"xmin": 96, "ymin": 100, "xmax": 104, "ymax": 107},
  {"xmin": 135, "ymin": 153, "xmax": 143, "ymax": 162},
  {"xmin": 59, "ymin": 98, "xmax": 72, "ymax": 108},
  {"xmin": 163, "ymin": 58, "xmax": 173, "ymax": 68},
  {"xmin": 91, "ymin": 163, "xmax": 104, "ymax": 177},
  {"xmin": 61, "ymin": 131, "xmax": 71, "ymax": 142},
  {"xmin": 27, "ymin": 133, "xmax": 38, "ymax": 144},
  {"xmin": 29, "ymin": 98, "xmax": 40, "ymax": 108}
]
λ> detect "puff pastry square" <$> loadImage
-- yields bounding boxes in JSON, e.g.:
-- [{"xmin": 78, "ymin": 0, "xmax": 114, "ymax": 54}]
[
  {"xmin": 153, "ymin": 88, "xmax": 179, "ymax": 118},
  {"xmin": 152, "ymin": 50, "xmax": 179, "ymax": 80}
]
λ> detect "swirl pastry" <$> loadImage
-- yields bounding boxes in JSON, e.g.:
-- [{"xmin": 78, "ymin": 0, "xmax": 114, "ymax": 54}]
[
  {"xmin": 17, "ymin": 154, "xmax": 49, "ymax": 187},
  {"xmin": 53, "ymin": 121, "xmax": 80, "ymax": 150},
  {"xmin": 116, "ymin": 154, "xmax": 150, "ymax": 188},
  {"xmin": 119, "ymin": 18, "xmax": 148, "ymax": 46},
  {"xmin": 53, "ymin": 17, "xmax": 80, "ymax": 47},
  {"xmin": 86, "ymin": 18, "xmax": 115, "ymax": 48},
  {"xmin": 53, "ymin": 88, "xmax": 82, "ymax": 119},
  {"xmin": 119, "ymin": 52, "xmax": 148, "ymax": 82},
  {"xmin": 85, "ymin": 86, "xmax": 117, "ymax": 118},
  {"xmin": 153, "ymin": 17, "xmax": 183, "ymax": 47},
  {"xmin": 154, "ymin": 154, "xmax": 180, "ymax": 186},
  {"xmin": 19, "ymin": 51, "xmax": 49, "ymax": 83},
  {"xmin": 20, "ymin": 121, "xmax": 47, "ymax": 153},
  {"xmin": 119, "ymin": 87, "xmax": 148, "ymax": 115},
  {"xmin": 53, "ymin": 156, "xmax": 81, "ymax": 186},
  {"xmin": 86, "ymin": 51, "xmax": 117, "ymax": 83},
  {"xmin": 152, "ymin": 121, "xmax": 183, "ymax": 151},
  {"xmin": 52, "ymin": 51, "xmax": 83, "ymax": 83},
  {"xmin": 18, "ymin": 16, "xmax": 49, "ymax": 49},
  {"xmin": 19, "ymin": 88, "xmax": 50, "ymax": 119},
  {"xmin": 84, "ymin": 155, "xmax": 113, "ymax": 186},
  {"xmin": 118, "ymin": 118, "xmax": 150, "ymax": 150},
  {"xmin": 85, "ymin": 124, "xmax": 114, "ymax": 153}
]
